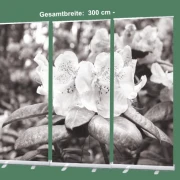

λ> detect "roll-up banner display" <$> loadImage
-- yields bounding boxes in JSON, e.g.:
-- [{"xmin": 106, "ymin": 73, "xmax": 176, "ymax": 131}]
[{"xmin": 0, "ymin": 16, "xmax": 174, "ymax": 172}]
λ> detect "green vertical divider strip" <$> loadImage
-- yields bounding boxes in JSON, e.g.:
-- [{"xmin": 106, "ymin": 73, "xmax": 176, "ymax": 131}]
[
  {"xmin": 48, "ymin": 21, "xmax": 53, "ymax": 161},
  {"xmin": 110, "ymin": 18, "xmax": 114, "ymax": 163}
]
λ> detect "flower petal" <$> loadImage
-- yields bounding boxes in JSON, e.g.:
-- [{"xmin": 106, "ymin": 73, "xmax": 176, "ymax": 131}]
[
  {"xmin": 118, "ymin": 66, "xmax": 135, "ymax": 99},
  {"xmin": 54, "ymin": 51, "xmax": 79, "ymax": 80},
  {"xmin": 53, "ymin": 80, "xmax": 81, "ymax": 116},
  {"xmin": 167, "ymin": 72, "xmax": 173, "ymax": 83},
  {"xmin": 94, "ymin": 52, "xmax": 110, "ymax": 75},
  {"xmin": 114, "ymin": 89, "xmax": 129, "ymax": 116},
  {"xmin": 75, "ymin": 61, "xmax": 98, "ymax": 112},
  {"xmin": 150, "ymin": 63, "xmax": 166, "ymax": 83},
  {"xmin": 34, "ymin": 53, "xmax": 48, "ymax": 67},
  {"xmin": 53, "ymin": 51, "xmax": 81, "ymax": 116},
  {"xmin": 150, "ymin": 63, "xmax": 172, "ymax": 87},
  {"xmin": 131, "ymin": 60, "xmax": 137, "ymax": 78},
  {"xmin": 95, "ymin": 52, "xmax": 124, "ymax": 84},
  {"xmin": 114, "ymin": 33, "xmax": 121, "ymax": 50},
  {"xmin": 114, "ymin": 52, "xmax": 124, "ymax": 74},
  {"xmin": 96, "ymin": 85, "xmax": 110, "ymax": 118},
  {"xmin": 34, "ymin": 53, "xmax": 48, "ymax": 93},
  {"xmin": 133, "ymin": 26, "xmax": 158, "ymax": 52},
  {"xmin": 90, "ymin": 28, "xmax": 110, "ymax": 53},
  {"xmin": 134, "ymin": 75, "xmax": 147, "ymax": 93},
  {"xmin": 121, "ymin": 45, "xmax": 132, "ymax": 66},
  {"xmin": 76, "ymin": 61, "xmax": 95, "ymax": 93},
  {"xmin": 37, "ymin": 85, "xmax": 48, "ymax": 96}
]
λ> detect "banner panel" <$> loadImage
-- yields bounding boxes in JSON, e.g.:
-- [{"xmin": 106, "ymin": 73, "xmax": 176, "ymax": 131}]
[
  {"xmin": 0, "ymin": 22, "xmax": 49, "ymax": 162},
  {"xmin": 113, "ymin": 17, "xmax": 173, "ymax": 166},
  {"xmin": 52, "ymin": 20, "xmax": 111, "ymax": 164}
]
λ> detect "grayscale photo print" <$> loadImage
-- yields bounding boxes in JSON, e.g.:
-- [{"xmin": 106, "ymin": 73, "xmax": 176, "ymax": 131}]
[
  {"xmin": 0, "ymin": 22, "xmax": 49, "ymax": 162},
  {"xmin": 52, "ymin": 20, "xmax": 111, "ymax": 164},
  {"xmin": 113, "ymin": 17, "xmax": 173, "ymax": 166}
]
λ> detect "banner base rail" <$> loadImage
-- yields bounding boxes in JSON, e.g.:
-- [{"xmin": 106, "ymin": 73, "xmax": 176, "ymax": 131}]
[{"xmin": 0, "ymin": 160, "xmax": 175, "ymax": 171}]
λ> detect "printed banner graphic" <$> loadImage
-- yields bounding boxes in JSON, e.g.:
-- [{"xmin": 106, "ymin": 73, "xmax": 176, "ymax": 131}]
[
  {"xmin": 0, "ymin": 17, "xmax": 173, "ymax": 168},
  {"xmin": 113, "ymin": 17, "xmax": 173, "ymax": 166},
  {"xmin": 0, "ymin": 22, "xmax": 49, "ymax": 162},
  {"xmin": 52, "ymin": 20, "xmax": 110, "ymax": 164}
]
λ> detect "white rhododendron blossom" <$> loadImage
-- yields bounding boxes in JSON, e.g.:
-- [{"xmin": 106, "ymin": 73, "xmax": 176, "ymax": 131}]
[
  {"xmin": 76, "ymin": 53, "xmax": 112, "ymax": 118},
  {"xmin": 34, "ymin": 53, "xmax": 49, "ymax": 96},
  {"xmin": 90, "ymin": 28, "xmax": 122, "ymax": 54},
  {"xmin": 117, "ymin": 24, "xmax": 137, "ymax": 49},
  {"xmin": 34, "ymin": 51, "xmax": 82, "ymax": 116},
  {"xmin": 53, "ymin": 51, "xmax": 82, "ymax": 116},
  {"xmin": 150, "ymin": 63, "xmax": 173, "ymax": 102},
  {"xmin": 132, "ymin": 25, "xmax": 163, "ymax": 65},
  {"xmin": 76, "ymin": 52, "xmax": 123, "ymax": 118},
  {"xmin": 76, "ymin": 45, "xmax": 147, "ymax": 118},
  {"xmin": 90, "ymin": 28, "xmax": 110, "ymax": 54},
  {"xmin": 132, "ymin": 25, "xmax": 158, "ymax": 52},
  {"xmin": 34, "ymin": 45, "xmax": 147, "ymax": 118},
  {"xmin": 114, "ymin": 46, "xmax": 147, "ymax": 116}
]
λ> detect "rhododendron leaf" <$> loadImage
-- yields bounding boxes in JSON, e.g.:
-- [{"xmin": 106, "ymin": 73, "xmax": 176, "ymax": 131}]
[
  {"xmin": 65, "ymin": 107, "xmax": 95, "ymax": 130},
  {"xmin": 15, "ymin": 150, "xmax": 39, "ymax": 160},
  {"xmin": 36, "ymin": 117, "xmax": 48, "ymax": 126},
  {"xmin": 0, "ymin": 112, "xmax": 8, "ymax": 135},
  {"xmin": 140, "ymin": 150, "xmax": 170, "ymax": 164},
  {"xmin": 160, "ymin": 87, "xmax": 173, "ymax": 102},
  {"xmin": 36, "ymin": 115, "xmax": 65, "ymax": 126},
  {"xmin": 2, "ymin": 128, "xmax": 19, "ymax": 138},
  {"xmin": 52, "ymin": 115, "xmax": 65, "ymax": 125},
  {"xmin": 156, "ymin": 59, "xmax": 173, "ymax": 72},
  {"xmin": 138, "ymin": 158, "xmax": 163, "ymax": 166},
  {"xmin": 15, "ymin": 125, "xmax": 70, "ymax": 149},
  {"xmin": 88, "ymin": 115, "xmax": 143, "ymax": 150},
  {"xmin": 143, "ymin": 127, "xmax": 172, "ymax": 145},
  {"xmin": 15, "ymin": 147, "xmax": 49, "ymax": 160},
  {"xmin": 124, "ymin": 106, "xmax": 161, "ymax": 141},
  {"xmin": 2, "ymin": 135, "xmax": 15, "ymax": 144},
  {"xmin": 3, "ymin": 103, "xmax": 48, "ymax": 127},
  {"xmin": 160, "ymin": 64, "xmax": 173, "ymax": 72},
  {"xmin": 63, "ymin": 154, "xmax": 82, "ymax": 163},
  {"xmin": 63, "ymin": 148, "xmax": 90, "ymax": 156},
  {"xmin": 114, "ymin": 117, "xmax": 143, "ymax": 150},
  {"xmin": 145, "ymin": 102, "xmax": 173, "ymax": 122}
]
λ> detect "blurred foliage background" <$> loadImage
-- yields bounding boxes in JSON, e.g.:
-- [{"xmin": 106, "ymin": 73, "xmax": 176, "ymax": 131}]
[
  {"xmin": 0, "ymin": 22, "xmax": 48, "ymax": 160},
  {"xmin": 53, "ymin": 20, "xmax": 110, "ymax": 60},
  {"xmin": 115, "ymin": 17, "xmax": 173, "ymax": 63}
]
